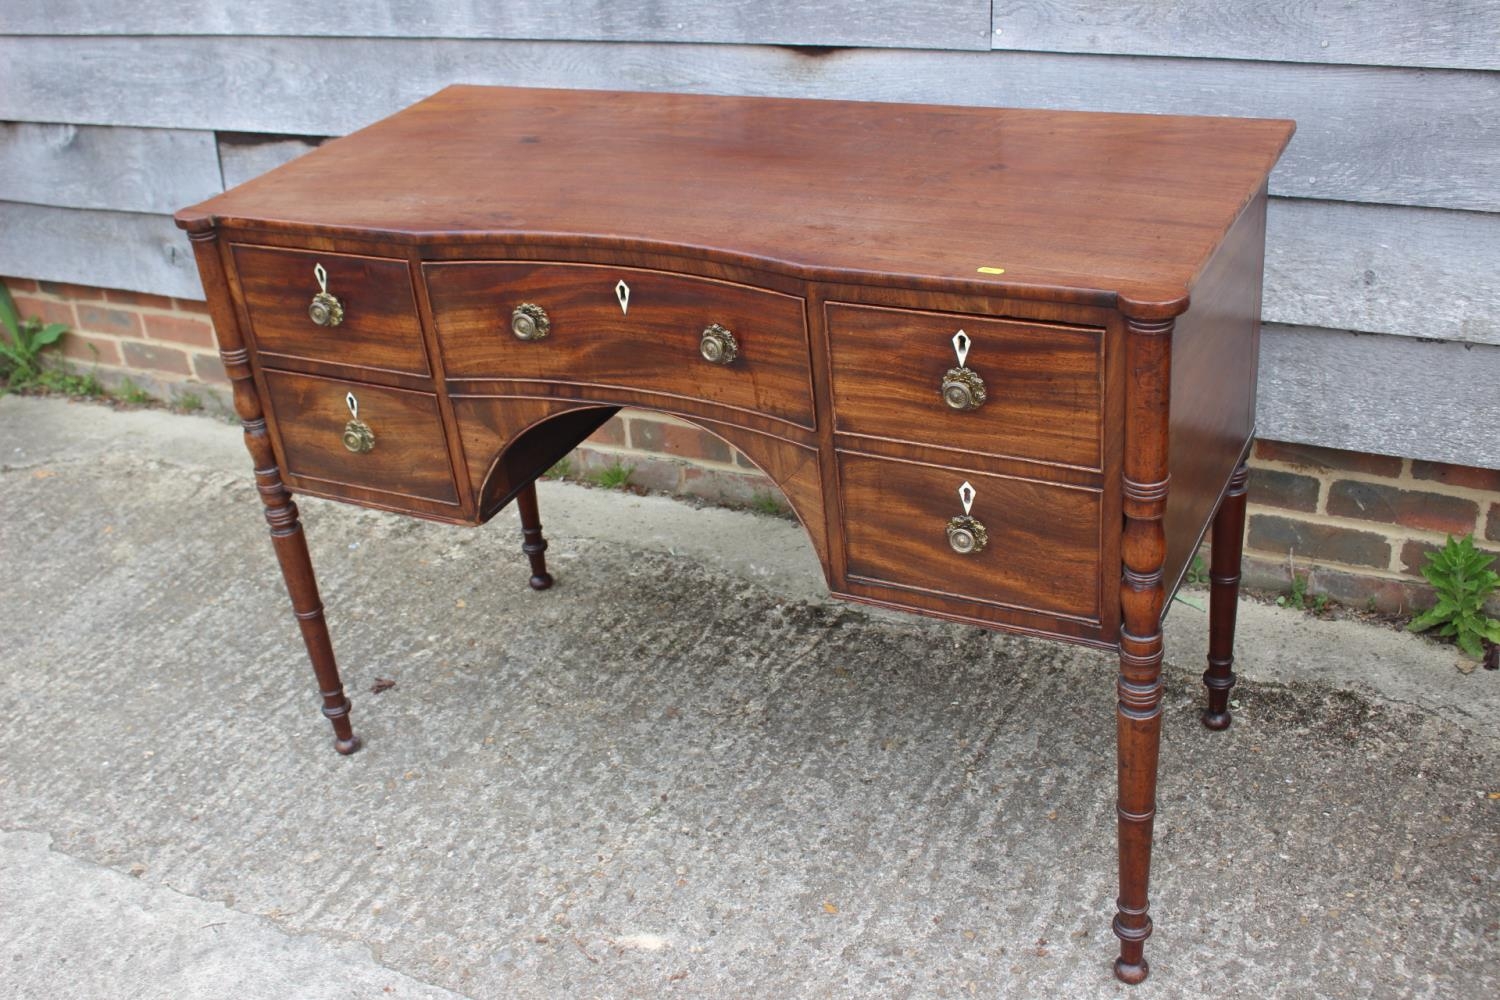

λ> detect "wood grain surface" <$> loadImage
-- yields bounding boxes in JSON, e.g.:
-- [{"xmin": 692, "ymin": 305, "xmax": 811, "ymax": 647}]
[
  {"xmin": 181, "ymin": 86, "xmax": 1292, "ymax": 312},
  {"xmin": 838, "ymin": 452, "xmax": 1101, "ymax": 622},
  {"xmin": 262, "ymin": 370, "xmax": 457, "ymax": 505},
  {"xmin": 232, "ymin": 244, "xmax": 428, "ymax": 376},
  {"xmin": 826, "ymin": 303, "xmax": 1103, "ymax": 469},
  {"xmin": 426, "ymin": 261, "xmax": 815, "ymax": 427}
]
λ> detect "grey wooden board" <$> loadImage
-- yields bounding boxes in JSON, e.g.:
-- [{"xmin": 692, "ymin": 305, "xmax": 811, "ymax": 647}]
[
  {"xmin": 1265, "ymin": 199, "xmax": 1498, "ymax": 347},
  {"xmin": 0, "ymin": 1, "xmax": 994, "ymax": 51},
  {"xmin": 1, "ymin": 38, "xmax": 1496, "ymax": 213},
  {"xmin": 991, "ymin": 2, "xmax": 1500, "ymax": 72},
  {"xmin": 1258, "ymin": 325, "xmax": 1500, "ymax": 471},
  {"xmin": 0, "ymin": 122, "xmax": 223, "ymax": 214},
  {"xmin": 218, "ymin": 136, "xmax": 324, "ymax": 190},
  {"xmin": 0, "ymin": 203, "xmax": 203, "ymax": 301}
]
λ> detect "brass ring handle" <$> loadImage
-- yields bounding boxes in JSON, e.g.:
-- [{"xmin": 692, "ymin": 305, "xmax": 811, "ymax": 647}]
[
  {"xmin": 309, "ymin": 263, "xmax": 344, "ymax": 327},
  {"xmin": 942, "ymin": 367, "xmax": 987, "ymax": 411},
  {"xmin": 511, "ymin": 302, "xmax": 550, "ymax": 341},
  {"xmin": 700, "ymin": 323, "xmax": 738, "ymax": 365},
  {"xmin": 341, "ymin": 391, "xmax": 374, "ymax": 453},
  {"xmin": 946, "ymin": 514, "xmax": 988, "ymax": 555}
]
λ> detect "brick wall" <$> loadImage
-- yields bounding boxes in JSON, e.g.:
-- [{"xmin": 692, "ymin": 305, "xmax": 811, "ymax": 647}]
[
  {"xmin": 8, "ymin": 276, "xmax": 1497, "ymax": 613},
  {"xmin": 5, "ymin": 277, "xmax": 227, "ymax": 406}
]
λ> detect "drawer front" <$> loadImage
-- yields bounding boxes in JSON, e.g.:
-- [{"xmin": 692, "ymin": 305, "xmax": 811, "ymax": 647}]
[
  {"xmin": 232, "ymin": 245, "xmax": 428, "ymax": 376},
  {"xmin": 264, "ymin": 371, "xmax": 457, "ymax": 504},
  {"xmin": 426, "ymin": 262, "xmax": 815, "ymax": 427},
  {"xmin": 827, "ymin": 303, "xmax": 1103, "ymax": 469},
  {"xmin": 839, "ymin": 453, "xmax": 1100, "ymax": 621}
]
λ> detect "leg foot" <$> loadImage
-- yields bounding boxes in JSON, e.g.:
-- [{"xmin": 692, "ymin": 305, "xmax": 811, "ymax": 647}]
[
  {"xmin": 334, "ymin": 734, "xmax": 362, "ymax": 755},
  {"xmin": 1113, "ymin": 956, "xmax": 1150, "ymax": 985},
  {"xmin": 1202, "ymin": 462, "xmax": 1248, "ymax": 731},
  {"xmin": 515, "ymin": 481, "xmax": 554, "ymax": 590}
]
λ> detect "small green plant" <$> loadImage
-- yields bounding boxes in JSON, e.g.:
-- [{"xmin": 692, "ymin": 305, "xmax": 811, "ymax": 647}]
[
  {"xmin": 591, "ymin": 460, "xmax": 633, "ymax": 490},
  {"xmin": 36, "ymin": 367, "xmax": 106, "ymax": 398},
  {"xmin": 544, "ymin": 457, "xmax": 573, "ymax": 480},
  {"xmin": 749, "ymin": 492, "xmax": 787, "ymax": 517},
  {"xmin": 1407, "ymin": 534, "xmax": 1500, "ymax": 661},
  {"xmin": 117, "ymin": 377, "xmax": 154, "ymax": 405},
  {"xmin": 1276, "ymin": 572, "xmax": 1328, "ymax": 613},
  {"xmin": 173, "ymin": 391, "xmax": 204, "ymax": 413},
  {"xmin": 1185, "ymin": 553, "xmax": 1209, "ymax": 587},
  {"xmin": 0, "ymin": 283, "xmax": 68, "ymax": 388}
]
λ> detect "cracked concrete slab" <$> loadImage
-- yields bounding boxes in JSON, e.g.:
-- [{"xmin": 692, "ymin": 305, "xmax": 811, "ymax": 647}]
[{"xmin": 1, "ymin": 394, "xmax": 1496, "ymax": 999}]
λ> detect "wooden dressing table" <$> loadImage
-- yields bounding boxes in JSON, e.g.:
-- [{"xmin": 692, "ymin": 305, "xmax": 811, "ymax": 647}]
[{"xmin": 176, "ymin": 85, "xmax": 1293, "ymax": 983}]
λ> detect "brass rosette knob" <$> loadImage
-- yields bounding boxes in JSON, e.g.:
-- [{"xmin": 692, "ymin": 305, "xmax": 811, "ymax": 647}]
[
  {"xmin": 946, "ymin": 514, "xmax": 988, "ymax": 555},
  {"xmin": 308, "ymin": 263, "xmax": 344, "ymax": 327},
  {"xmin": 511, "ymin": 302, "xmax": 550, "ymax": 341},
  {"xmin": 941, "ymin": 366, "xmax": 987, "ymax": 411},
  {"xmin": 700, "ymin": 323, "xmax": 738, "ymax": 365},
  {"xmin": 341, "ymin": 392, "xmax": 374, "ymax": 453},
  {"xmin": 342, "ymin": 421, "xmax": 375, "ymax": 453}
]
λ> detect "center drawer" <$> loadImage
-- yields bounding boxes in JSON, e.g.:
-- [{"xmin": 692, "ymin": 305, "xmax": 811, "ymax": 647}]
[{"xmin": 425, "ymin": 262, "xmax": 815, "ymax": 427}]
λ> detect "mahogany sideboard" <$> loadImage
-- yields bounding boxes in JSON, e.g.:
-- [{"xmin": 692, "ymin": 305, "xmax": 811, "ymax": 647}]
[{"xmin": 176, "ymin": 85, "xmax": 1293, "ymax": 984}]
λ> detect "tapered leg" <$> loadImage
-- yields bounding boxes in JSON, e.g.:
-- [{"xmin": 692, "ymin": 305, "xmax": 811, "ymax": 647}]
[
  {"xmin": 516, "ymin": 481, "xmax": 553, "ymax": 591},
  {"xmin": 186, "ymin": 227, "xmax": 358, "ymax": 756},
  {"xmin": 1113, "ymin": 313, "xmax": 1173, "ymax": 984},
  {"xmin": 1203, "ymin": 463, "xmax": 1249, "ymax": 730},
  {"xmin": 262, "ymin": 468, "xmax": 360, "ymax": 754}
]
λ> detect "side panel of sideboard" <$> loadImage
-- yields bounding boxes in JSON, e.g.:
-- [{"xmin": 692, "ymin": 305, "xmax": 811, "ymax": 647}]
[{"xmin": 1162, "ymin": 186, "xmax": 1270, "ymax": 598}]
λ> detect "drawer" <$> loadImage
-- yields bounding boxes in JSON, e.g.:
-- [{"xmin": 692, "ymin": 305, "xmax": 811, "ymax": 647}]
[
  {"xmin": 425, "ymin": 262, "xmax": 815, "ymax": 427},
  {"xmin": 839, "ymin": 453, "xmax": 1100, "ymax": 621},
  {"xmin": 263, "ymin": 371, "xmax": 457, "ymax": 505},
  {"xmin": 232, "ymin": 245, "xmax": 428, "ymax": 376},
  {"xmin": 827, "ymin": 303, "xmax": 1103, "ymax": 469}
]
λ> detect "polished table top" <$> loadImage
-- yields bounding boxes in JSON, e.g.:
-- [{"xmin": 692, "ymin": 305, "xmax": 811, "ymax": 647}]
[{"xmin": 180, "ymin": 84, "xmax": 1293, "ymax": 312}]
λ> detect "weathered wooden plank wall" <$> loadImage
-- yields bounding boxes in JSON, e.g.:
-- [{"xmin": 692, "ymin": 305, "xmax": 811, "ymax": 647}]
[
  {"xmin": 0, "ymin": 1, "xmax": 993, "ymax": 50},
  {"xmin": 0, "ymin": 2, "xmax": 1495, "ymax": 467}
]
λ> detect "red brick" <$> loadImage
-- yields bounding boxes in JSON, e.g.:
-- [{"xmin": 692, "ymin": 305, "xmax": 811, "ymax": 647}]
[
  {"xmin": 174, "ymin": 297, "xmax": 211, "ymax": 315},
  {"xmin": 1247, "ymin": 467, "xmax": 1319, "ymax": 512},
  {"xmin": 1488, "ymin": 503, "xmax": 1500, "ymax": 544},
  {"xmin": 76, "ymin": 304, "xmax": 144, "ymax": 338},
  {"xmin": 629, "ymin": 417, "xmax": 732, "ymax": 464},
  {"xmin": 38, "ymin": 280, "xmax": 104, "ymax": 302},
  {"xmin": 59, "ymin": 332, "xmax": 122, "ymax": 366},
  {"xmin": 11, "ymin": 294, "xmax": 76, "ymax": 328},
  {"xmin": 586, "ymin": 415, "xmax": 627, "ymax": 446},
  {"xmin": 1410, "ymin": 459, "xmax": 1500, "ymax": 494},
  {"xmin": 1253, "ymin": 440, "xmax": 1402, "ymax": 478},
  {"xmin": 105, "ymin": 288, "xmax": 177, "ymax": 310},
  {"xmin": 1246, "ymin": 514, "xmax": 1390, "ymax": 569},
  {"xmin": 192, "ymin": 352, "xmax": 227, "ymax": 383},
  {"xmin": 142, "ymin": 312, "xmax": 216, "ymax": 348},
  {"xmin": 121, "ymin": 340, "xmax": 191, "ymax": 376},
  {"xmin": 1400, "ymin": 540, "xmax": 1439, "ymax": 578},
  {"xmin": 1401, "ymin": 537, "xmax": 1500, "ymax": 579},
  {"xmin": 1326, "ymin": 479, "xmax": 1478, "ymax": 536},
  {"xmin": 3, "ymin": 277, "xmax": 38, "ymax": 293}
]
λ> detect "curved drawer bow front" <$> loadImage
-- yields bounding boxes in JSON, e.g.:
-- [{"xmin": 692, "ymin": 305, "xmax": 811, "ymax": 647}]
[{"xmin": 425, "ymin": 261, "xmax": 815, "ymax": 427}]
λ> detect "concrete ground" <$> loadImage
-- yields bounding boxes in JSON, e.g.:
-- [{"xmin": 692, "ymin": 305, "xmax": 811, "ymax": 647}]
[{"xmin": 0, "ymin": 394, "xmax": 1495, "ymax": 1000}]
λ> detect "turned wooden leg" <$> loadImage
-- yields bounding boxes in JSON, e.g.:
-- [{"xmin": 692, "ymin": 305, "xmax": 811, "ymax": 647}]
[
  {"xmin": 261, "ymin": 466, "xmax": 360, "ymax": 754},
  {"xmin": 1203, "ymin": 462, "xmax": 1249, "ymax": 730},
  {"xmin": 515, "ymin": 481, "xmax": 553, "ymax": 591},
  {"xmin": 187, "ymin": 227, "xmax": 358, "ymax": 756},
  {"xmin": 1113, "ymin": 313, "xmax": 1173, "ymax": 984}
]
